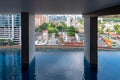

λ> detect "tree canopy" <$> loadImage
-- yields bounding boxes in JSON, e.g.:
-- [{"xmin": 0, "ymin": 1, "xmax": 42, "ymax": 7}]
[
  {"xmin": 68, "ymin": 26, "xmax": 79, "ymax": 36},
  {"xmin": 114, "ymin": 24, "xmax": 120, "ymax": 34},
  {"xmin": 35, "ymin": 22, "xmax": 80, "ymax": 37}
]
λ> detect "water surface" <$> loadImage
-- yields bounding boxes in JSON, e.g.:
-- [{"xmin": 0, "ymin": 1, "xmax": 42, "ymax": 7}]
[
  {"xmin": 35, "ymin": 50, "xmax": 84, "ymax": 80},
  {"xmin": 0, "ymin": 49, "xmax": 120, "ymax": 80},
  {"xmin": 0, "ymin": 49, "xmax": 21, "ymax": 80}
]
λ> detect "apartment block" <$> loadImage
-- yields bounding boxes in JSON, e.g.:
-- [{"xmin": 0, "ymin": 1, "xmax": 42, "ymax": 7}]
[{"xmin": 0, "ymin": 14, "xmax": 21, "ymax": 45}]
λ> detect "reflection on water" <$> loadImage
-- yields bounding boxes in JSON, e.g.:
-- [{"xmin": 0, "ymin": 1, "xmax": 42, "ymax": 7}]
[
  {"xmin": 35, "ymin": 51, "xmax": 84, "ymax": 80},
  {"xmin": 0, "ymin": 49, "xmax": 120, "ymax": 80},
  {"xmin": 0, "ymin": 49, "xmax": 21, "ymax": 80},
  {"xmin": 33, "ymin": 50, "xmax": 120, "ymax": 80},
  {"xmin": 98, "ymin": 51, "xmax": 120, "ymax": 80}
]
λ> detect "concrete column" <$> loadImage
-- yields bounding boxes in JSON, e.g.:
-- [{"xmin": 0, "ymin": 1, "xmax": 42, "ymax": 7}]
[
  {"xmin": 84, "ymin": 16, "xmax": 98, "ymax": 80},
  {"xmin": 84, "ymin": 16, "xmax": 98, "ymax": 69},
  {"xmin": 21, "ymin": 12, "xmax": 35, "ymax": 71}
]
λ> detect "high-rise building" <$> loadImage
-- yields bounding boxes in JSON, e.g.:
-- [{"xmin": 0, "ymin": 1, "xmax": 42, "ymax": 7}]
[
  {"xmin": 48, "ymin": 15, "xmax": 67, "ymax": 23},
  {"xmin": 35, "ymin": 14, "xmax": 83, "ymax": 27},
  {"xmin": 0, "ymin": 14, "xmax": 21, "ymax": 45},
  {"xmin": 35, "ymin": 15, "xmax": 49, "ymax": 27}
]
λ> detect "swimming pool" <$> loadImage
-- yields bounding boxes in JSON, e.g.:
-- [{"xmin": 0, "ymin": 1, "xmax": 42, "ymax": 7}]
[
  {"xmin": 0, "ymin": 49, "xmax": 21, "ymax": 80},
  {"xmin": 0, "ymin": 49, "xmax": 120, "ymax": 80}
]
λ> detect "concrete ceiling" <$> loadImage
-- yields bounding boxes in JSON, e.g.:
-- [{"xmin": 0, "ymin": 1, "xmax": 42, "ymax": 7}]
[{"xmin": 0, "ymin": 0, "xmax": 120, "ymax": 14}]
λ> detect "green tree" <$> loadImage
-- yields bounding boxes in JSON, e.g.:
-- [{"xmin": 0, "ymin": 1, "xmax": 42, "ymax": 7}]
[
  {"xmin": 0, "ymin": 39, "xmax": 5, "ymax": 45},
  {"xmin": 8, "ymin": 39, "xmax": 14, "ymax": 46},
  {"xmin": 56, "ymin": 22, "xmax": 68, "ymax": 32},
  {"xmin": 47, "ymin": 27, "xmax": 57, "ymax": 33},
  {"xmin": 61, "ymin": 22, "xmax": 67, "ymax": 28},
  {"xmin": 56, "ymin": 26, "xmax": 63, "ymax": 32},
  {"xmin": 48, "ymin": 22, "xmax": 56, "ymax": 28},
  {"xmin": 36, "ymin": 23, "xmax": 48, "ymax": 32},
  {"xmin": 98, "ymin": 29, "xmax": 104, "ymax": 34},
  {"xmin": 55, "ymin": 32, "xmax": 59, "ymax": 37},
  {"xmin": 68, "ymin": 32, "xmax": 75, "ymax": 36},
  {"xmin": 98, "ymin": 25, "xmax": 105, "ymax": 34},
  {"xmin": 114, "ymin": 24, "xmax": 120, "ymax": 34},
  {"xmin": 68, "ymin": 26, "xmax": 79, "ymax": 36},
  {"xmin": 106, "ymin": 28, "xmax": 111, "ymax": 32}
]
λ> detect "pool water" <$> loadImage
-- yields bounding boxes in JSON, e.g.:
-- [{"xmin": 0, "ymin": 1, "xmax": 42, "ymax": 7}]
[
  {"xmin": 0, "ymin": 49, "xmax": 120, "ymax": 80},
  {"xmin": 98, "ymin": 51, "xmax": 120, "ymax": 80},
  {"xmin": 0, "ymin": 49, "xmax": 21, "ymax": 80},
  {"xmin": 35, "ymin": 50, "xmax": 84, "ymax": 80}
]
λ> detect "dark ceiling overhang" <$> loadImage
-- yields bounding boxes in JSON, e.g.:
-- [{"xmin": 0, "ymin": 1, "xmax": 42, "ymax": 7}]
[
  {"xmin": 0, "ymin": 0, "xmax": 120, "ymax": 14},
  {"xmin": 83, "ymin": 5, "xmax": 120, "ymax": 17}
]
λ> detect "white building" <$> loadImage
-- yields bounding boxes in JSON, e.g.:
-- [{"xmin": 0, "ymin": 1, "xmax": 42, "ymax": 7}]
[
  {"xmin": 35, "ymin": 30, "xmax": 48, "ymax": 45},
  {"xmin": 0, "ymin": 14, "xmax": 21, "ymax": 45},
  {"xmin": 62, "ymin": 32, "xmax": 68, "ymax": 42},
  {"xmin": 66, "ymin": 15, "xmax": 82, "ymax": 27}
]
